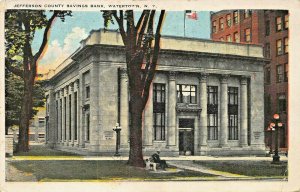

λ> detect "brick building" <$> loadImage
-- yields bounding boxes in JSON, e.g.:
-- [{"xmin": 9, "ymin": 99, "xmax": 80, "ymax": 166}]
[
  {"xmin": 211, "ymin": 10, "xmax": 289, "ymax": 149},
  {"xmin": 45, "ymin": 29, "xmax": 267, "ymax": 156}
]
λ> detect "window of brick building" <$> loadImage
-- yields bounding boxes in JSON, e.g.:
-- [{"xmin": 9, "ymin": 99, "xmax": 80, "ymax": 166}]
[
  {"xmin": 284, "ymin": 63, "xmax": 288, "ymax": 82},
  {"xmin": 284, "ymin": 14, "xmax": 289, "ymax": 29},
  {"xmin": 265, "ymin": 20, "xmax": 270, "ymax": 36},
  {"xmin": 284, "ymin": 37, "xmax": 288, "ymax": 54},
  {"xmin": 226, "ymin": 35, "xmax": 232, "ymax": 42},
  {"xmin": 226, "ymin": 14, "xmax": 231, "ymax": 27},
  {"xmin": 245, "ymin": 28, "xmax": 251, "ymax": 42},
  {"xmin": 276, "ymin": 64, "xmax": 284, "ymax": 83},
  {"xmin": 276, "ymin": 16, "xmax": 282, "ymax": 31},
  {"xmin": 220, "ymin": 37, "xmax": 224, "ymax": 41},
  {"xmin": 277, "ymin": 93, "xmax": 287, "ymax": 113},
  {"xmin": 244, "ymin": 10, "xmax": 252, "ymax": 19},
  {"xmin": 264, "ymin": 43, "xmax": 270, "ymax": 58},
  {"xmin": 276, "ymin": 39, "xmax": 283, "ymax": 55},
  {"xmin": 265, "ymin": 67, "xmax": 271, "ymax": 84},
  {"xmin": 234, "ymin": 32, "xmax": 240, "ymax": 42},
  {"xmin": 219, "ymin": 18, "xmax": 224, "ymax": 30},
  {"xmin": 212, "ymin": 20, "xmax": 217, "ymax": 33},
  {"xmin": 233, "ymin": 11, "xmax": 239, "ymax": 24},
  {"xmin": 264, "ymin": 94, "xmax": 271, "ymax": 116}
]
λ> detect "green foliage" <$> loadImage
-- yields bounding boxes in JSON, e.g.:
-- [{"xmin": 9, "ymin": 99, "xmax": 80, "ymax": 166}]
[{"xmin": 5, "ymin": 71, "xmax": 46, "ymax": 129}]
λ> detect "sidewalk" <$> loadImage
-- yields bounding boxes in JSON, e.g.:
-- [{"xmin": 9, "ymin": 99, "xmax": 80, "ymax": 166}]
[{"xmin": 9, "ymin": 155, "xmax": 288, "ymax": 161}]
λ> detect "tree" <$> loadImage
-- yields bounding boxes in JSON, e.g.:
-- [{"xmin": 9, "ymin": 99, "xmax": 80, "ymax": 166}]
[
  {"xmin": 5, "ymin": 10, "xmax": 72, "ymax": 152},
  {"xmin": 103, "ymin": 10, "xmax": 165, "ymax": 167},
  {"xmin": 5, "ymin": 70, "xmax": 46, "ymax": 135}
]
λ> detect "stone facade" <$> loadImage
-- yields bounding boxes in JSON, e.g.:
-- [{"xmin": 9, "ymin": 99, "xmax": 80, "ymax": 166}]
[{"xmin": 45, "ymin": 29, "xmax": 267, "ymax": 156}]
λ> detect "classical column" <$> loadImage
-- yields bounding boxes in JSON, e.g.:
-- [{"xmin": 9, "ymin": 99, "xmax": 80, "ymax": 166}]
[
  {"xmin": 167, "ymin": 71, "xmax": 176, "ymax": 146},
  {"xmin": 70, "ymin": 83, "xmax": 75, "ymax": 146},
  {"xmin": 47, "ymin": 88, "xmax": 56, "ymax": 147},
  {"xmin": 220, "ymin": 75, "xmax": 229, "ymax": 147},
  {"xmin": 57, "ymin": 91, "xmax": 61, "ymax": 144},
  {"xmin": 144, "ymin": 83, "xmax": 153, "ymax": 146},
  {"xmin": 65, "ymin": 86, "xmax": 70, "ymax": 146},
  {"xmin": 61, "ymin": 88, "xmax": 65, "ymax": 144},
  {"xmin": 120, "ymin": 68, "xmax": 130, "ymax": 147},
  {"xmin": 198, "ymin": 73, "xmax": 208, "ymax": 151},
  {"xmin": 75, "ymin": 79, "xmax": 80, "ymax": 146},
  {"xmin": 79, "ymin": 74, "xmax": 85, "ymax": 148},
  {"xmin": 240, "ymin": 76, "xmax": 248, "ymax": 147}
]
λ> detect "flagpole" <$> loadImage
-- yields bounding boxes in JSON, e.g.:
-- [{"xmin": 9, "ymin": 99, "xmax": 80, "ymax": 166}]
[{"xmin": 184, "ymin": 11, "xmax": 186, "ymax": 37}]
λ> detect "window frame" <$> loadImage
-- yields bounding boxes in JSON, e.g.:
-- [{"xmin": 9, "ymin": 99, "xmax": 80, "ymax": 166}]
[
  {"xmin": 226, "ymin": 34, "xmax": 232, "ymax": 42},
  {"xmin": 153, "ymin": 83, "xmax": 166, "ymax": 141},
  {"xmin": 176, "ymin": 84, "xmax": 197, "ymax": 104},
  {"xmin": 264, "ymin": 43, "xmax": 271, "ymax": 58},
  {"xmin": 207, "ymin": 86, "xmax": 218, "ymax": 140},
  {"xmin": 219, "ymin": 17, "xmax": 224, "ymax": 30},
  {"xmin": 233, "ymin": 32, "xmax": 239, "ymax": 43},
  {"xmin": 284, "ymin": 14, "xmax": 289, "ymax": 29},
  {"xmin": 276, "ymin": 16, "xmax": 282, "ymax": 32},
  {"xmin": 245, "ymin": 28, "xmax": 251, "ymax": 42},
  {"xmin": 226, "ymin": 14, "xmax": 231, "ymax": 27},
  {"xmin": 228, "ymin": 87, "xmax": 239, "ymax": 140},
  {"xmin": 233, "ymin": 11, "xmax": 239, "ymax": 24},
  {"xmin": 284, "ymin": 63, "xmax": 288, "ymax": 82},
  {"xmin": 265, "ymin": 67, "xmax": 271, "ymax": 84},
  {"xmin": 212, "ymin": 20, "xmax": 217, "ymax": 33},
  {"xmin": 277, "ymin": 93, "xmax": 287, "ymax": 113},
  {"xmin": 265, "ymin": 20, "xmax": 270, "ymax": 36},
  {"xmin": 284, "ymin": 37, "xmax": 288, "ymax": 54},
  {"xmin": 276, "ymin": 39, "xmax": 283, "ymax": 56},
  {"xmin": 276, "ymin": 64, "xmax": 284, "ymax": 83}
]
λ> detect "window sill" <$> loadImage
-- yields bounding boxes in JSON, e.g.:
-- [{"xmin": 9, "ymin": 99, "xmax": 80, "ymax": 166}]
[{"xmin": 153, "ymin": 140, "xmax": 166, "ymax": 143}]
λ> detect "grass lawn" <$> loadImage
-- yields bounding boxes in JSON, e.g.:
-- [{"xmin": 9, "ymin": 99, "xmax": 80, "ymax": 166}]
[
  {"xmin": 14, "ymin": 145, "xmax": 80, "ymax": 156},
  {"xmin": 10, "ymin": 160, "xmax": 215, "ymax": 181},
  {"xmin": 194, "ymin": 160, "xmax": 288, "ymax": 177}
]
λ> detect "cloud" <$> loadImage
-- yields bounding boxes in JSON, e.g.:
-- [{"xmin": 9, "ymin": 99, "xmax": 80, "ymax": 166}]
[{"xmin": 38, "ymin": 27, "xmax": 88, "ymax": 74}]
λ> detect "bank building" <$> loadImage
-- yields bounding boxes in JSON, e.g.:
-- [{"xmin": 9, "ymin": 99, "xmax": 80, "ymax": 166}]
[{"xmin": 45, "ymin": 29, "xmax": 267, "ymax": 156}]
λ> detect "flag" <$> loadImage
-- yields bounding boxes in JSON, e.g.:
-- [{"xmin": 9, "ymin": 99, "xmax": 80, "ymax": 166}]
[{"xmin": 185, "ymin": 10, "xmax": 198, "ymax": 20}]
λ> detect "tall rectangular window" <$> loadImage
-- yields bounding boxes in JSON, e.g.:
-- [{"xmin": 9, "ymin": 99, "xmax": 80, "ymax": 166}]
[
  {"xmin": 244, "ymin": 10, "xmax": 252, "ymax": 19},
  {"xmin": 86, "ymin": 86, "xmax": 90, "ymax": 99},
  {"xmin": 226, "ymin": 14, "xmax": 231, "ymax": 27},
  {"xmin": 69, "ymin": 95, "xmax": 72, "ymax": 141},
  {"xmin": 276, "ymin": 64, "xmax": 284, "ymax": 83},
  {"xmin": 264, "ymin": 43, "xmax": 270, "ymax": 58},
  {"xmin": 212, "ymin": 20, "xmax": 217, "ymax": 33},
  {"xmin": 177, "ymin": 84, "xmax": 197, "ymax": 104},
  {"xmin": 284, "ymin": 63, "xmax": 288, "ymax": 82},
  {"xmin": 276, "ymin": 39, "xmax": 283, "ymax": 55},
  {"xmin": 74, "ymin": 92, "xmax": 78, "ymax": 140},
  {"xmin": 86, "ymin": 113, "xmax": 90, "ymax": 141},
  {"xmin": 234, "ymin": 32, "xmax": 239, "ymax": 43},
  {"xmin": 219, "ymin": 37, "xmax": 224, "ymax": 42},
  {"xmin": 228, "ymin": 87, "xmax": 238, "ymax": 140},
  {"xmin": 219, "ymin": 18, "xmax": 224, "ymax": 30},
  {"xmin": 265, "ymin": 20, "xmax": 270, "ymax": 36},
  {"xmin": 284, "ymin": 14, "xmax": 289, "ymax": 29},
  {"xmin": 207, "ymin": 86, "xmax": 218, "ymax": 140},
  {"xmin": 278, "ymin": 93, "xmax": 287, "ymax": 113},
  {"xmin": 233, "ymin": 11, "xmax": 239, "ymax": 24},
  {"xmin": 265, "ymin": 67, "xmax": 271, "ymax": 84},
  {"xmin": 153, "ymin": 83, "xmax": 165, "ymax": 141},
  {"xmin": 265, "ymin": 94, "xmax": 271, "ymax": 116},
  {"xmin": 226, "ymin": 35, "xmax": 232, "ymax": 42},
  {"xmin": 284, "ymin": 37, "xmax": 288, "ymax": 54},
  {"xmin": 276, "ymin": 16, "xmax": 282, "ymax": 31},
  {"xmin": 245, "ymin": 28, "xmax": 251, "ymax": 42}
]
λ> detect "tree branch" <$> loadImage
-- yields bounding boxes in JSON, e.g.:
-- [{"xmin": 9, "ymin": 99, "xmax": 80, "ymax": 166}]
[
  {"xmin": 136, "ymin": 10, "xmax": 147, "ymax": 30},
  {"xmin": 5, "ymin": 59, "xmax": 24, "ymax": 78},
  {"xmin": 112, "ymin": 11, "xmax": 127, "ymax": 43},
  {"xmin": 142, "ymin": 10, "xmax": 165, "ymax": 106},
  {"xmin": 34, "ymin": 11, "xmax": 58, "ymax": 62},
  {"xmin": 136, "ymin": 10, "xmax": 150, "ymax": 48}
]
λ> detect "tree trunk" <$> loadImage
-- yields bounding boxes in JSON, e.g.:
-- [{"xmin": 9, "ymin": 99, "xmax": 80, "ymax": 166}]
[
  {"xmin": 17, "ymin": 76, "xmax": 34, "ymax": 152},
  {"xmin": 127, "ymin": 96, "xmax": 145, "ymax": 167}
]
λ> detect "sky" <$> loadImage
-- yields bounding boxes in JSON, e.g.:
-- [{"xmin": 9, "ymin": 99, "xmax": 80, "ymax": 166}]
[{"xmin": 33, "ymin": 11, "xmax": 211, "ymax": 74}]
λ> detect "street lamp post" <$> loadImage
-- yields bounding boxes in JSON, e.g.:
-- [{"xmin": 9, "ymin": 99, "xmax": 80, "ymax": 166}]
[
  {"xmin": 113, "ymin": 123, "xmax": 122, "ymax": 156},
  {"xmin": 267, "ymin": 124, "xmax": 275, "ymax": 155},
  {"xmin": 271, "ymin": 114, "xmax": 283, "ymax": 163}
]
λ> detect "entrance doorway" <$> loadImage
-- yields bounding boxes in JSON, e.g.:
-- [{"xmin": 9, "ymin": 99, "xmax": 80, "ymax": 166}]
[{"xmin": 179, "ymin": 119, "xmax": 194, "ymax": 155}]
